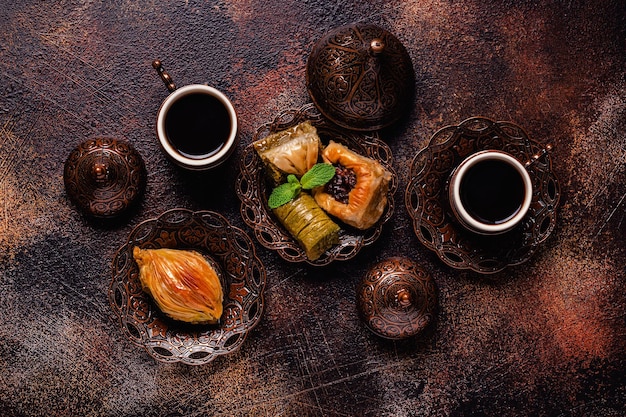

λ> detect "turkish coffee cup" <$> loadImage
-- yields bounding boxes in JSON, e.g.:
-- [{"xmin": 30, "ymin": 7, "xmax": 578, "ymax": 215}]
[
  {"xmin": 448, "ymin": 150, "xmax": 533, "ymax": 235},
  {"xmin": 152, "ymin": 60, "xmax": 238, "ymax": 171}
]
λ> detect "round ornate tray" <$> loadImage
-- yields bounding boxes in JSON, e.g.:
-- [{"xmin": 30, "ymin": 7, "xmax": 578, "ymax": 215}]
[
  {"xmin": 236, "ymin": 103, "xmax": 397, "ymax": 266},
  {"xmin": 405, "ymin": 117, "xmax": 560, "ymax": 274},
  {"xmin": 109, "ymin": 209, "xmax": 266, "ymax": 365}
]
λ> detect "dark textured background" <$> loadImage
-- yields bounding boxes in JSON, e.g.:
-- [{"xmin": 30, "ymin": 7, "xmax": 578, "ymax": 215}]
[{"xmin": 1, "ymin": 1, "xmax": 625, "ymax": 416}]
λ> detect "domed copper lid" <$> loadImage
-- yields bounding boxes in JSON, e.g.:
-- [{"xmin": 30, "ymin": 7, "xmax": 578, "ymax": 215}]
[
  {"xmin": 64, "ymin": 137, "xmax": 146, "ymax": 219},
  {"xmin": 306, "ymin": 23, "xmax": 415, "ymax": 131},
  {"xmin": 357, "ymin": 257, "xmax": 437, "ymax": 339}
]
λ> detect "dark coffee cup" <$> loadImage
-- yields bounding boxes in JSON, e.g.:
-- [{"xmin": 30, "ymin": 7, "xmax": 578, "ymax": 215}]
[
  {"xmin": 153, "ymin": 60, "xmax": 238, "ymax": 171},
  {"xmin": 448, "ymin": 150, "xmax": 532, "ymax": 234}
]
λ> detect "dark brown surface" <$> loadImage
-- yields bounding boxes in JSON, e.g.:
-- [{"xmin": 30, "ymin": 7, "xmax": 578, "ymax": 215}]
[{"xmin": 1, "ymin": 1, "xmax": 625, "ymax": 416}]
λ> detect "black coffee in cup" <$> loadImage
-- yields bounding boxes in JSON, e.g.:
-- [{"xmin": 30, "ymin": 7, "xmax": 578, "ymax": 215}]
[
  {"xmin": 164, "ymin": 92, "xmax": 231, "ymax": 160},
  {"xmin": 153, "ymin": 60, "xmax": 239, "ymax": 171},
  {"xmin": 448, "ymin": 150, "xmax": 532, "ymax": 235},
  {"xmin": 459, "ymin": 159, "xmax": 525, "ymax": 225}
]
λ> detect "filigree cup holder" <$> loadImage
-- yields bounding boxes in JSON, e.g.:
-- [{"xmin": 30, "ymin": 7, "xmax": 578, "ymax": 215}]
[
  {"xmin": 109, "ymin": 209, "xmax": 266, "ymax": 365},
  {"xmin": 236, "ymin": 103, "xmax": 397, "ymax": 266},
  {"xmin": 405, "ymin": 117, "xmax": 560, "ymax": 274}
]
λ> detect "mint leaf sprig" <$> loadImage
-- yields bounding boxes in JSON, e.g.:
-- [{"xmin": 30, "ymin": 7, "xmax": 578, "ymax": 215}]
[
  {"xmin": 268, "ymin": 175, "xmax": 301, "ymax": 209},
  {"xmin": 268, "ymin": 163, "xmax": 335, "ymax": 209}
]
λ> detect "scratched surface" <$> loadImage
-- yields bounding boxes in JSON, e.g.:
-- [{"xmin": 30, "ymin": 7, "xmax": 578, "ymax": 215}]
[{"xmin": 1, "ymin": 1, "xmax": 625, "ymax": 416}]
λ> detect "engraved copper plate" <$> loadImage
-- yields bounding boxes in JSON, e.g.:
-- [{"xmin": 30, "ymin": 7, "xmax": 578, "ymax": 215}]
[
  {"xmin": 236, "ymin": 103, "xmax": 397, "ymax": 266},
  {"xmin": 306, "ymin": 23, "xmax": 415, "ymax": 131},
  {"xmin": 357, "ymin": 257, "xmax": 437, "ymax": 340},
  {"xmin": 64, "ymin": 137, "xmax": 146, "ymax": 218},
  {"xmin": 109, "ymin": 209, "xmax": 266, "ymax": 365},
  {"xmin": 405, "ymin": 117, "xmax": 560, "ymax": 274}
]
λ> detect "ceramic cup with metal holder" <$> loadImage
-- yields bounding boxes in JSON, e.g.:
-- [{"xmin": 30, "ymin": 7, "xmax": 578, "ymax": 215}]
[
  {"xmin": 152, "ymin": 60, "xmax": 238, "ymax": 171},
  {"xmin": 448, "ymin": 149, "xmax": 533, "ymax": 235}
]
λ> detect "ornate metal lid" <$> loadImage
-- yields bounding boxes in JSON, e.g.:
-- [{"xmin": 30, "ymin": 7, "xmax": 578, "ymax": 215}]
[
  {"xmin": 357, "ymin": 257, "xmax": 437, "ymax": 339},
  {"xmin": 306, "ymin": 23, "xmax": 415, "ymax": 131},
  {"xmin": 64, "ymin": 137, "xmax": 146, "ymax": 219}
]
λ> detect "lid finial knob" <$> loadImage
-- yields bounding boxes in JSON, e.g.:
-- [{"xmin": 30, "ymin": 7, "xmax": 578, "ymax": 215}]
[{"xmin": 370, "ymin": 38, "xmax": 385, "ymax": 56}]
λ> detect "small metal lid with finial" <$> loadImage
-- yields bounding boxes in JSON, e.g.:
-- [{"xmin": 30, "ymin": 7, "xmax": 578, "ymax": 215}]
[
  {"xmin": 357, "ymin": 257, "xmax": 437, "ymax": 339},
  {"xmin": 63, "ymin": 137, "xmax": 146, "ymax": 219},
  {"xmin": 306, "ymin": 23, "xmax": 415, "ymax": 131}
]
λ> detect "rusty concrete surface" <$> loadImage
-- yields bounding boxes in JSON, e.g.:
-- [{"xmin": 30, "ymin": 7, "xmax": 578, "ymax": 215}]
[{"xmin": 0, "ymin": 0, "xmax": 625, "ymax": 416}]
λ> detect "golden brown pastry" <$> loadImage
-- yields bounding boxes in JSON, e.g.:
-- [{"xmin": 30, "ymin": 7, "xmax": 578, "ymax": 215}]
[
  {"xmin": 133, "ymin": 247, "xmax": 223, "ymax": 324},
  {"xmin": 313, "ymin": 141, "xmax": 391, "ymax": 230},
  {"xmin": 253, "ymin": 121, "xmax": 321, "ymax": 185}
]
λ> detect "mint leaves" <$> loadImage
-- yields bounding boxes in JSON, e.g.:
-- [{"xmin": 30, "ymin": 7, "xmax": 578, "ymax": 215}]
[
  {"xmin": 301, "ymin": 163, "xmax": 336, "ymax": 189},
  {"xmin": 268, "ymin": 163, "xmax": 335, "ymax": 209},
  {"xmin": 268, "ymin": 175, "xmax": 301, "ymax": 209}
]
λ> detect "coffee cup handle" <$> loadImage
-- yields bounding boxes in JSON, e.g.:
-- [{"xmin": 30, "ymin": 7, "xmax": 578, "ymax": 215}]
[
  {"xmin": 152, "ymin": 60, "xmax": 176, "ymax": 92},
  {"xmin": 524, "ymin": 143, "xmax": 553, "ymax": 168}
]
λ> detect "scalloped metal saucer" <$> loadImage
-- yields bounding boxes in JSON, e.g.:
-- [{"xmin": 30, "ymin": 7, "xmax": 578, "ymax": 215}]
[
  {"xmin": 236, "ymin": 103, "xmax": 397, "ymax": 266},
  {"xmin": 109, "ymin": 209, "xmax": 266, "ymax": 365},
  {"xmin": 405, "ymin": 117, "xmax": 560, "ymax": 274}
]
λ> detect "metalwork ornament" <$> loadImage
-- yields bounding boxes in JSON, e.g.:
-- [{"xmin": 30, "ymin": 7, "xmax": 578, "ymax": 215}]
[
  {"xmin": 63, "ymin": 137, "xmax": 146, "ymax": 219},
  {"xmin": 405, "ymin": 117, "xmax": 560, "ymax": 274},
  {"xmin": 109, "ymin": 209, "xmax": 266, "ymax": 365},
  {"xmin": 357, "ymin": 257, "xmax": 437, "ymax": 340},
  {"xmin": 306, "ymin": 23, "xmax": 415, "ymax": 131},
  {"xmin": 236, "ymin": 103, "xmax": 397, "ymax": 266}
]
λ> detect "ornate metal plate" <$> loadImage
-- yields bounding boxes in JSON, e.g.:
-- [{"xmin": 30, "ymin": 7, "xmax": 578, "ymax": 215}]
[
  {"xmin": 405, "ymin": 117, "xmax": 560, "ymax": 274},
  {"xmin": 357, "ymin": 257, "xmax": 437, "ymax": 340},
  {"xmin": 236, "ymin": 103, "xmax": 397, "ymax": 266},
  {"xmin": 109, "ymin": 209, "xmax": 266, "ymax": 365},
  {"xmin": 64, "ymin": 137, "xmax": 146, "ymax": 218},
  {"xmin": 306, "ymin": 23, "xmax": 415, "ymax": 131}
]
